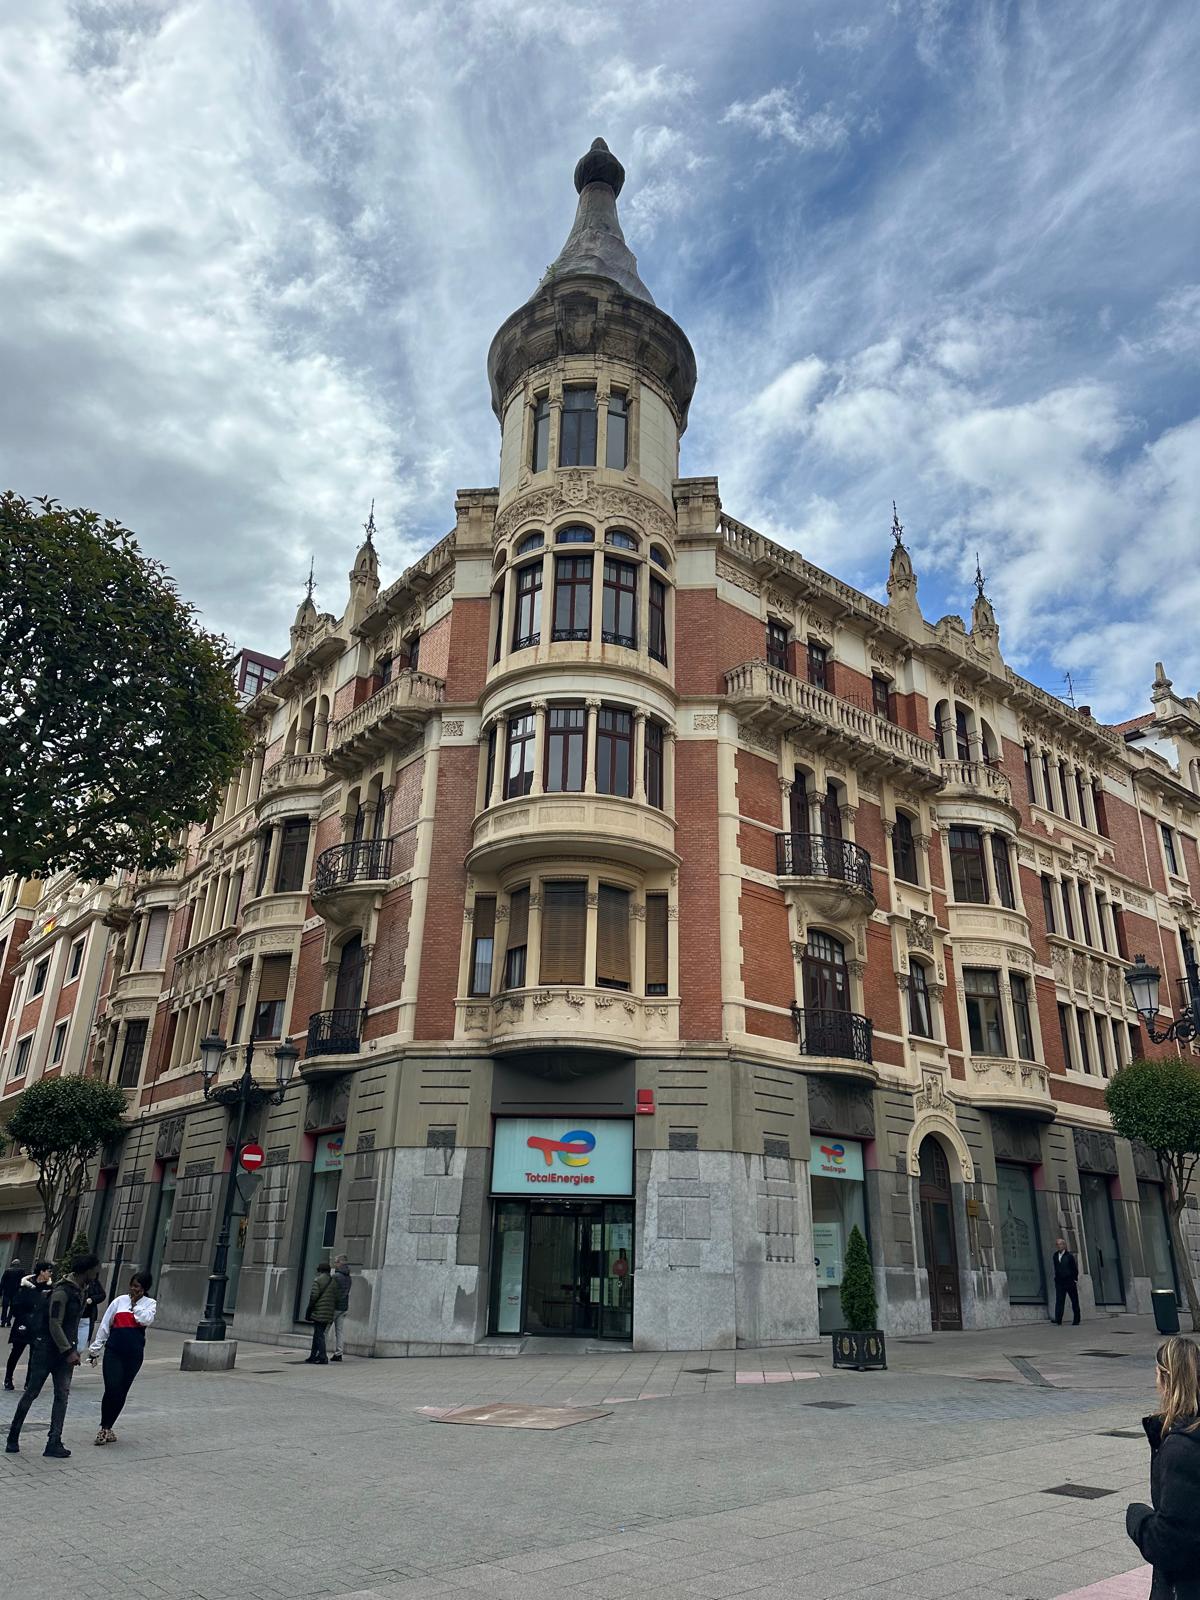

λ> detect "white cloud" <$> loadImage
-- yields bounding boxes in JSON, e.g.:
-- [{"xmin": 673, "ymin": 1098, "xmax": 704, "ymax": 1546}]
[
  {"xmin": 591, "ymin": 62, "xmax": 695, "ymax": 117},
  {"xmin": 745, "ymin": 357, "xmax": 827, "ymax": 434},
  {"xmin": 721, "ymin": 87, "xmax": 850, "ymax": 154},
  {"xmin": 815, "ymin": 25, "xmax": 871, "ymax": 52}
]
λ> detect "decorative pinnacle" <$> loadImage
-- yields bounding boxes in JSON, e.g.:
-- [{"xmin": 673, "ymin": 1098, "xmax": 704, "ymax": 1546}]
[
  {"xmin": 574, "ymin": 137, "xmax": 625, "ymax": 197},
  {"xmin": 891, "ymin": 502, "xmax": 904, "ymax": 545},
  {"xmin": 305, "ymin": 557, "xmax": 316, "ymax": 603},
  {"xmin": 974, "ymin": 553, "xmax": 986, "ymax": 599},
  {"xmin": 363, "ymin": 498, "xmax": 376, "ymax": 546}
]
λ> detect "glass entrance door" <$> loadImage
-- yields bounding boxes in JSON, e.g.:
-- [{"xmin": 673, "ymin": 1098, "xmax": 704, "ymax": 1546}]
[
  {"xmin": 1081, "ymin": 1172, "xmax": 1125, "ymax": 1305},
  {"xmin": 491, "ymin": 1200, "xmax": 634, "ymax": 1339}
]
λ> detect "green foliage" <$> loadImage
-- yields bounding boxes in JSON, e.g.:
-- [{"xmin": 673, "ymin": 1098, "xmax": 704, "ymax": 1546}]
[
  {"xmin": 56, "ymin": 1230, "xmax": 92, "ymax": 1281},
  {"xmin": 2, "ymin": 1076, "xmax": 127, "ymax": 1254},
  {"xmin": 839, "ymin": 1224, "xmax": 878, "ymax": 1332},
  {"xmin": 0, "ymin": 492, "xmax": 247, "ymax": 880},
  {"xmin": 1105, "ymin": 1057, "xmax": 1200, "ymax": 1164}
]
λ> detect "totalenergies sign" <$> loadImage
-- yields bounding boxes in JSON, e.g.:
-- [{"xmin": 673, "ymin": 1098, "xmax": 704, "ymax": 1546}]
[
  {"xmin": 810, "ymin": 1137, "xmax": 864, "ymax": 1181},
  {"xmin": 491, "ymin": 1118, "xmax": 633, "ymax": 1196}
]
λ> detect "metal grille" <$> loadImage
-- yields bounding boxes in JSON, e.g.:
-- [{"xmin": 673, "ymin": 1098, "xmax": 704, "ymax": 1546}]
[{"xmin": 775, "ymin": 832, "xmax": 873, "ymax": 893}]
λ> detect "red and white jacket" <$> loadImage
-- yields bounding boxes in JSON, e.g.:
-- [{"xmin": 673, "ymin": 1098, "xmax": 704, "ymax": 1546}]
[{"xmin": 89, "ymin": 1293, "xmax": 156, "ymax": 1354}]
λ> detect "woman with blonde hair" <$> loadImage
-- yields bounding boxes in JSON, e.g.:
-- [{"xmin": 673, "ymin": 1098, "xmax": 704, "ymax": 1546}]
[{"xmin": 1127, "ymin": 1335, "xmax": 1200, "ymax": 1599}]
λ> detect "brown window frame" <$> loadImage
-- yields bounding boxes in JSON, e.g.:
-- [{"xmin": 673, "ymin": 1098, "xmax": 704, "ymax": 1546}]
[
  {"xmin": 469, "ymin": 897, "xmax": 496, "ymax": 997},
  {"xmin": 274, "ymin": 818, "xmax": 311, "ymax": 894},
  {"xmin": 871, "ymin": 674, "xmax": 893, "ymax": 721},
  {"xmin": 504, "ymin": 711, "xmax": 536, "ymax": 799},
  {"xmin": 596, "ymin": 707, "xmax": 634, "ymax": 797},
  {"xmin": 806, "ymin": 641, "xmax": 830, "ymax": 690},
  {"xmin": 539, "ymin": 881, "xmax": 587, "ymax": 985},
  {"xmin": 605, "ymin": 391, "xmax": 628, "ymax": 469},
  {"xmin": 544, "ymin": 705, "xmax": 586, "ymax": 794},
  {"xmin": 949, "ymin": 826, "xmax": 988, "ymax": 904},
  {"xmin": 908, "ymin": 961, "xmax": 934, "ymax": 1038},
  {"xmin": 892, "ymin": 813, "xmax": 919, "ymax": 884},
  {"xmin": 649, "ymin": 575, "xmax": 668, "ymax": 664},
  {"xmin": 512, "ymin": 561, "xmax": 542, "ymax": 651},
  {"xmin": 963, "ymin": 968, "xmax": 1005, "ymax": 1055},
  {"xmin": 531, "ymin": 395, "xmax": 551, "ymax": 472},
  {"xmin": 596, "ymin": 884, "xmax": 632, "ymax": 991},
  {"xmin": 559, "ymin": 387, "xmax": 597, "ymax": 468},
  {"xmin": 644, "ymin": 720, "xmax": 664, "ymax": 810},
  {"xmin": 990, "ymin": 834, "xmax": 1016, "ymax": 909},
  {"xmin": 645, "ymin": 893, "xmax": 669, "ymax": 995},
  {"xmin": 1010, "ymin": 972, "xmax": 1036, "ymax": 1061},
  {"xmin": 551, "ymin": 554, "xmax": 592, "ymax": 642},
  {"xmin": 602, "ymin": 557, "xmax": 637, "ymax": 647},
  {"xmin": 767, "ymin": 621, "xmax": 790, "ymax": 672},
  {"xmin": 503, "ymin": 888, "xmax": 529, "ymax": 989}
]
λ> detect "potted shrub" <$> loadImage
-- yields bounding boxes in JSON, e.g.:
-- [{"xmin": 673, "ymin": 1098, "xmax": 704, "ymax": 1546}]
[{"xmin": 831, "ymin": 1224, "xmax": 886, "ymax": 1370}]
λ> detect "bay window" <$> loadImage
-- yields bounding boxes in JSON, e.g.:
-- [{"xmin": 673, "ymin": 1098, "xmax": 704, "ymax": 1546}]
[
  {"xmin": 559, "ymin": 387, "xmax": 597, "ymax": 467},
  {"xmin": 949, "ymin": 826, "xmax": 988, "ymax": 903},
  {"xmin": 602, "ymin": 557, "xmax": 637, "ymax": 647},
  {"xmin": 544, "ymin": 706, "xmax": 586, "ymax": 793},
  {"xmin": 505, "ymin": 711, "xmax": 536, "ymax": 798},
  {"xmin": 964, "ymin": 968, "xmax": 1005, "ymax": 1055},
  {"xmin": 649, "ymin": 576, "xmax": 668, "ymax": 664},
  {"xmin": 512, "ymin": 562, "xmax": 542, "ymax": 651},
  {"xmin": 540, "ymin": 882, "xmax": 587, "ymax": 984},
  {"xmin": 596, "ymin": 708, "xmax": 633, "ymax": 797},
  {"xmin": 552, "ymin": 554, "xmax": 592, "ymax": 641},
  {"xmin": 596, "ymin": 885, "xmax": 631, "ymax": 990}
]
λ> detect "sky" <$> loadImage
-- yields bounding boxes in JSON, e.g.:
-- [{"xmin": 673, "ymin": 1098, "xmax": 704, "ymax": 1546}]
[{"xmin": 2, "ymin": 0, "xmax": 1198, "ymax": 722}]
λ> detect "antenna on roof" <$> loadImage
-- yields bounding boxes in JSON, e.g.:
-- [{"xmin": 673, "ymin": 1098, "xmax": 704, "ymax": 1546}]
[{"xmin": 1063, "ymin": 670, "xmax": 1077, "ymax": 709}]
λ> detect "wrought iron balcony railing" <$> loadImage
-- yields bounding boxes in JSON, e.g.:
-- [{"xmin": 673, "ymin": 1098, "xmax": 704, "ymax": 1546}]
[
  {"xmin": 313, "ymin": 837, "xmax": 394, "ymax": 894},
  {"xmin": 306, "ymin": 1007, "xmax": 367, "ymax": 1059},
  {"xmin": 792, "ymin": 1007, "xmax": 874, "ymax": 1064},
  {"xmin": 775, "ymin": 832, "xmax": 874, "ymax": 894}
]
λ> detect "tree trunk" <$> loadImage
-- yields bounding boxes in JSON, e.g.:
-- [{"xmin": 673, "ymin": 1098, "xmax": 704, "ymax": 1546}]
[{"xmin": 1168, "ymin": 1198, "xmax": 1200, "ymax": 1333}]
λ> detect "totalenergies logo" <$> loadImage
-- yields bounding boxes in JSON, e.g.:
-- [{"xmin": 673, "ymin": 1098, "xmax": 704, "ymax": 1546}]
[
  {"xmin": 527, "ymin": 1129, "xmax": 596, "ymax": 1169},
  {"xmin": 820, "ymin": 1142, "xmax": 846, "ymax": 1166}
]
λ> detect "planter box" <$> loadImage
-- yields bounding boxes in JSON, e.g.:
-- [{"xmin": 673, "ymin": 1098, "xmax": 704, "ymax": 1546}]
[{"xmin": 831, "ymin": 1329, "xmax": 887, "ymax": 1370}]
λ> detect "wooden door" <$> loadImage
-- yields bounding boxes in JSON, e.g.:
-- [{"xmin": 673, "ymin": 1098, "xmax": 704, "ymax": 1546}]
[
  {"xmin": 333, "ymin": 934, "xmax": 364, "ymax": 1014},
  {"xmin": 919, "ymin": 1137, "xmax": 962, "ymax": 1330}
]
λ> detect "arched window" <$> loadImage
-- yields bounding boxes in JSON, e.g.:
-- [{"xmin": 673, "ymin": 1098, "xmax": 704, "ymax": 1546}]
[
  {"xmin": 517, "ymin": 532, "xmax": 544, "ymax": 555},
  {"xmin": 650, "ymin": 545, "xmax": 670, "ymax": 569},
  {"xmin": 802, "ymin": 931, "xmax": 848, "ymax": 1014},
  {"xmin": 512, "ymin": 564, "xmax": 542, "ymax": 651},
  {"xmin": 555, "ymin": 525, "xmax": 593, "ymax": 544},
  {"xmin": 908, "ymin": 961, "xmax": 934, "ymax": 1038},
  {"xmin": 892, "ymin": 812, "xmax": 919, "ymax": 884},
  {"xmin": 605, "ymin": 529, "xmax": 638, "ymax": 550}
]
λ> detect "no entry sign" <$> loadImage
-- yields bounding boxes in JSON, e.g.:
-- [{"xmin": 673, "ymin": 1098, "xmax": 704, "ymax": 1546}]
[{"xmin": 239, "ymin": 1143, "xmax": 265, "ymax": 1172}]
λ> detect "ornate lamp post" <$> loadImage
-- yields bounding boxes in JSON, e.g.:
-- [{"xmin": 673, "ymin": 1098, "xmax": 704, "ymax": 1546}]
[
  {"xmin": 1124, "ymin": 950, "xmax": 1200, "ymax": 1046},
  {"xmin": 194, "ymin": 1033, "xmax": 299, "ymax": 1341}
]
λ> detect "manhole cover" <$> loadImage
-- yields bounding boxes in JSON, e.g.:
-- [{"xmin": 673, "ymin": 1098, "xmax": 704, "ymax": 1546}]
[
  {"xmin": 1099, "ymin": 1429, "xmax": 1144, "ymax": 1438},
  {"xmin": 804, "ymin": 1400, "xmax": 855, "ymax": 1409},
  {"xmin": 1079, "ymin": 1350, "xmax": 1129, "ymax": 1359},
  {"xmin": 684, "ymin": 1367, "xmax": 724, "ymax": 1375},
  {"xmin": 422, "ymin": 1403, "xmax": 612, "ymax": 1430},
  {"xmin": 1043, "ymin": 1484, "xmax": 1116, "ymax": 1499}
]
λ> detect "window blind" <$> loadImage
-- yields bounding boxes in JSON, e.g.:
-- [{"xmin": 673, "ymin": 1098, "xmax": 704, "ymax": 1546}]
[
  {"xmin": 256, "ymin": 955, "xmax": 291, "ymax": 1004},
  {"xmin": 540, "ymin": 882, "xmax": 586, "ymax": 985},
  {"xmin": 596, "ymin": 885, "xmax": 631, "ymax": 988},
  {"xmin": 645, "ymin": 894, "xmax": 669, "ymax": 993}
]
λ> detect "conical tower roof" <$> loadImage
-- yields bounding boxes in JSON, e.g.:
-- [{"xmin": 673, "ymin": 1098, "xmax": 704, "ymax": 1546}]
[{"xmin": 536, "ymin": 139, "xmax": 654, "ymax": 305}]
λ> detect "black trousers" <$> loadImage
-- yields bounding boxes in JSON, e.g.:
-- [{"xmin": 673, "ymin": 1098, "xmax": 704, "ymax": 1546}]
[
  {"xmin": 8, "ymin": 1346, "xmax": 73, "ymax": 1445},
  {"xmin": 5, "ymin": 1330, "xmax": 30, "ymax": 1386},
  {"xmin": 1, "ymin": 1298, "xmax": 13, "ymax": 1328},
  {"xmin": 100, "ymin": 1345, "xmax": 144, "ymax": 1429},
  {"xmin": 1054, "ymin": 1282, "xmax": 1081, "ymax": 1324},
  {"xmin": 309, "ymin": 1323, "xmax": 328, "ymax": 1361}
]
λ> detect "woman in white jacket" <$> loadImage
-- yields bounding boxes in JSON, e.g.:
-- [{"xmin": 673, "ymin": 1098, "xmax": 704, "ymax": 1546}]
[{"xmin": 88, "ymin": 1269, "xmax": 156, "ymax": 1445}]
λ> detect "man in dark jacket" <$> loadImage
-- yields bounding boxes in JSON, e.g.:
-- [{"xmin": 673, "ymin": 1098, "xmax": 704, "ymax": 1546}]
[
  {"xmin": 5, "ymin": 1252, "xmax": 100, "ymax": 1458},
  {"xmin": 1128, "ymin": 1413, "xmax": 1200, "ymax": 1599},
  {"xmin": 330, "ymin": 1255, "xmax": 351, "ymax": 1362},
  {"xmin": 304, "ymin": 1262, "xmax": 337, "ymax": 1365},
  {"xmin": 4, "ymin": 1261, "xmax": 53, "ymax": 1390},
  {"xmin": 1051, "ymin": 1236, "xmax": 1081, "ymax": 1325},
  {"xmin": 0, "ymin": 1258, "xmax": 21, "ymax": 1326}
]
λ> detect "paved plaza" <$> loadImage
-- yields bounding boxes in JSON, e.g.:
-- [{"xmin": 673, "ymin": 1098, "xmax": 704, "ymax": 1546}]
[{"xmin": 0, "ymin": 1314, "xmax": 1179, "ymax": 1600}]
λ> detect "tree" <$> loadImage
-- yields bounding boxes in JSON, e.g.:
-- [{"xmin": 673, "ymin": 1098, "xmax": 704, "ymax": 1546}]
[
  {"xmin": 1, "ymin": 1077, "xmax": 127, "ymax": 1257},
  {"xmin": 0, "ymin": 492, "xmax": 246, "ymax": 881},
  {"xmin": 1106, "ymin": 1056, "xmax": 1200, "ymax": 1330},
  {"xmin": 56, "ymin": 1230, "xmax": 93, "ymax": 1280},
  {"xmin": 839, "ymin": 1224, "xmax": 878, "ymax": 1331}
]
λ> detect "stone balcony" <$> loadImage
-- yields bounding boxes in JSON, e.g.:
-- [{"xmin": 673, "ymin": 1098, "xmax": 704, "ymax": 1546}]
[
  {"xmin": 260, "ymin": 751, "xmax": 329, "ymax": 799},
  {"xmin": 236, "ymin": 891, "xmax": 308, "ymax": 958},
  {"xmin": 963, "ymin": 1054, "xmax": 1057, "ymax": 1120},
  {"xmin": 106, "ymin": 967, "xmax": 168, "ymax": 1018},
  {"xmin": 311, "ymin": 838, "xmax": 396, "ymax": 925},
  {"xmin": 457, "ymin": 988, "xmax": 679, "ymax": 1053},
  {"xmin": 468, "ymin": 793, "xmax": 678, "ymax": 874},
  {"xmin": 725, "ymin": 661, "xmax": 942, "ymax": 790},
  {"xmin": 938, "ymin": 758, "xmax": 1013, "ymax": 807},
  {"xmin": 324, "ymin": 670, "xmax": 445, "ymax": 775}
]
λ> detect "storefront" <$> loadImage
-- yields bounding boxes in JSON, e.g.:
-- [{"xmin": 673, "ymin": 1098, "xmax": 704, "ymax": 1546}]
[
  {"xmin": 488, "ymin": 1117, "xmax": 634, "ymax": 1340},
  {"xmin": 809, "ymin": 1137, "xmax": 868, "ymax": 1334},
  {"xmin": 995, "ymin": 1162, "xmax": 1046, "ymax": 1307},
  {"xmin": 1080, "ymin": 1170, "xmax": 1125, "ymax": 1306},
  {"xmin": 295, "ymin": 1131, "xmax": 344, "ymax": 1320}
]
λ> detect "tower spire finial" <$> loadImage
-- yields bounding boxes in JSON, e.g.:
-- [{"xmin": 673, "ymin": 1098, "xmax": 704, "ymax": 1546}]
[
  {"xmin": 892, "ymin": 501, "xmax": 904, "ymax": 546},
  {"xmin": 363, "ymin": 498, "xmax": 376, "ymax": 546},
  {"xmin": 305, "ymin": 556, "xmax": 315, "ymax": 603},
  {"xmin": 974, "ymin": 552, "xmax": 986, "ymax": 599}
]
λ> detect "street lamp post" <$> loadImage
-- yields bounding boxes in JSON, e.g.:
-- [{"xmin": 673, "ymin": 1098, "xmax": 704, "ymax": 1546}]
[
  {"xmin": 194, "ymin": 1033, "xmax": 299, "ymax": 1342},
  {"xmin": 1124, "ymin": 949, "xmax": 1200, "ymax": 1046}
]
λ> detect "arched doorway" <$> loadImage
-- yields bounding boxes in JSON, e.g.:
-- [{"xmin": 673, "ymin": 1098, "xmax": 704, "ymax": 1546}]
[
  {"xmin": 333, "ymin": 934, "xmax": 365, "ymax": 1016},
  {"xmin": 919, "ymin": 1136, "xmax": 962, "ymax": 1330}
]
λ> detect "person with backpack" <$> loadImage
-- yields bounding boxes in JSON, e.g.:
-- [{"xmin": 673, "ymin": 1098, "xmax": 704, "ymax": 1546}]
[
  {"xmin": 330, "ymin": 1254, "xmax": 351, "ymax": 1362},
  {"xmin": 88, "ymin": 1269, "xmax": 156, "ymax": 1445},
  {"xmin": 3, "ymin": 1260, "xmax": 53, "ymax": 1391},
  {"xmin": 303, "ymin": 1261, "xmax": 337, "ymax": 1365},
  {"xmin": 1127, "ymin": 1334, "xmax": 1200, "ymax": 1598},
  {"xmin": 5, "ymin": 1251, "xmax": 100, "ymax": 1458}
]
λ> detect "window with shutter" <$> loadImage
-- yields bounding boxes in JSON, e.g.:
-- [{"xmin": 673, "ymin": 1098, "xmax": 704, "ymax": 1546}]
[
  {"xmin": 252, "ymin": 955, "xmax": 291, "ymax": 1040},
  {"xmin": 470, "ymin": 897, "xmax": 496, "ymax": 996},
  {"xmin": 645, "ymin": 894, "xmax": 668, "ymax": 995},
  {"xmin": 504, "ymin": 888, "xmax": 529, "ymax": 989},
  {"xmin": 539, "ymin": 882, "xmax": 586, "ymax": 985},
  {"xmin": 596, "ymin": 885, "xmax": 631, "ymax": 990},
  {"xmin": 140, "ymin": 908, "xmax": 169, "ymax": 969}
]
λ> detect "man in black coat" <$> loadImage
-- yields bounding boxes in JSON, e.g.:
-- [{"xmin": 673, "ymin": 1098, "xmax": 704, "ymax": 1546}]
[
  {"xmin": 1051, "ymin": 1236, "xmax": 1081, "ymax": 1325},
  {"xmin": 0, "ymin": 1258, "xmax": 21, "ymax": 1327}
]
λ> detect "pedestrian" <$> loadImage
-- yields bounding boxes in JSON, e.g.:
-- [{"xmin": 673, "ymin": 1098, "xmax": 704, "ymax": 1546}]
[
  {"xmin": 303, "ymin": 1260, "xmax": 337, "ymax": 1364},
  {"xmin": 5, "ymin": 1251, "xmax": 100, "ymax": 1458},
  {"xmin": 0, "ymin": 1257, "xmax": 21, "ymax": 1327},
  {"xmin": 87, "ymin": 1269, "xmax": 156, "ymax": 1446},
  {"xmin": 78, "ymin": 1270, "xmax": 107, "ymax": 1355},
  {"xmin": 1051, "ymin": 1235, "xmax": 1081, "ymax": 1325},
  {"xmin": 330, "ymin": 1254, "xmax": 351, "ymax": 1362},
  {"xmin": 4, "ymin": 1260, "xmax": 53, "ymax": 1391},
  {"xmin": 1126, "ymin": 1335, "xmax": 1200, "ymax": 1598}
]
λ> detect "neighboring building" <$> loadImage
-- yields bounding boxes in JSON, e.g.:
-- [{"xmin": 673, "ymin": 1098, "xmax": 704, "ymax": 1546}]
[
  {"xmin": 53, "ymin": 139, "xmax": 1200, "ymax": 1350},
  {"xmin": 0, "ymin": 872, "xmax": 117, "ymax": 1260},
  {"xmin": 233, "ymin": 647, "xmax": 283, "ymax": 707}
]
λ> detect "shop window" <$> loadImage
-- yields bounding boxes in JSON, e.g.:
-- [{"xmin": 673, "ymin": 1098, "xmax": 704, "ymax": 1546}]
[
  {"xmin": 1040, "ymin": 875, "xmax": 1056, "ymax": 934},
  {"xmin": 540, "ymin": 882, "xmax": 586, "ymax": 985},
  {"xmin": 806, "ymin": 641, "xmax": 830, "ymax": 690},
  {"xmin": 531, "ymin": 396, "xmax": 550, "ymax": 472},
  {"xmin": 605, "ymin": 391, "xmax": 628, "ymax": 469},
  {"xmin": 996, "ymin": 1164, "xmax": 1045, "ymax": 1304},
  {"xmin": 68, "ymin": 937, "xmax": 86, "ymax": 981},
  {"xmin": 871, "ymin": 674, "xmax": 893, "ymax": 721},
  {"xmin": 644, "ymin": 720, "xmax": 664, "ymax": 810},
  {"xmin": 470, "ymin": 898, "xmax": 495, "ymax": 997},
  {"xmin": 504, "ymin": 889, "xmax": 529, "ymax": 989},
  {"xmin": 274, "ymin": 818, "xmax": 311, "ymax": 893},
  {"xmin": 645, "ymin": 894, "xmax": 669, "ymax": 995},
  {"xmin": 596, "ymin": 708, "xmax": 633, "ymax": 797},
  {"xmin": 602, "ymin": 558, "xmax": 637, "ymax": 647},
  {"xmin": 512, "ymin": 563, "xmax": 543, "ymax": 651},
  {"xmin": 1058, "ymin": 1003, "xmax": 1075, "ymax": 1071},
  {"xmin": 908, "ymin": 962, "xmax": 933, "ymax": 1038},
  {"xmin": 32, "ymin": 956, "xmax": 49, "ymax": 997},
  {"xmin": 949, "ymin": 826, "xmax": 988, "ymax": 904},
  {"xmin": 810, "ymin": 1136, "xmax": 867, "ymax": 1335},
  {"xmin": 892, "ymin": 813, "xmax": 919, "ymax": 884},
  {"xmin": 252, "ymin": 955, "xmax": 291, "ymax": 1041},
  {"xmin": 10, "ymin": 1036, "xmax": 31, "ymax": 1081},
  {"xmin": 51, "ymin": 1019, "xmax": 69, "ymax": 1065},
  {"xmin": 505, "ymin": 711, "xmax": 536, "ymax": 799},
  {"xmin": 767, "ymin": 621, "xmax": 790, "ymax": 671},
  {"xmin": 544, "ymin": 706, "xmax": 586, "ymax": 793},
  {"xmin": 963, "ymin": 968, "xmax": 1005, "ymax": 1055},
  {"xmin": 1161, "ymin": 824, "xmax": 1181, "ymax": 876},
  {"xmin": 118, "ymin": 1019, "xmax": 148, "ymax": 1088},
  {"xmin": 1075, "ymin": 1007, "xmax": 1093, "ymax": 1073},
  {"xmin": 559, "ymin": 387, "xmax": 597, "ymax": 467},
  {"xmin": 596, "ymin": 885, "xmax": 631, "ymax": 990},
  {"xmin": 552, "ymin": 554, "xmax": 592, "ymax": 641},
  {"xmin": 990, "ymin": 835, "xmax": 1016, "ymax": 910},
  {"xmin": 1010, "ymin": 973, "xmax": 1036, "ymax": 1061},
  {"xmin": 649, "ymin": 576, "xmax": 668, "ymax": 664}
]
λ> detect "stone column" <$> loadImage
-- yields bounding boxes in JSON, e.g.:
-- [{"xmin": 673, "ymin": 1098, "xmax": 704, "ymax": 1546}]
[
  {"xmin": 584, "ymin": 699, "xmax": 601, "ymax": 795},
  {"xmin": 489, "ymin": 720, "xmax": 506, "ymax": 809},
  {"xmin": 633, "ymin": 710, "xmax": 648, "ymax": 804},
  {"xmin": 526, "ymin": 889, "xmax": 543, "ymax": 987},
  {"xmin": 530, "ymin": 700, "xmax": 548, "ymax": 797},
  {"xmin": 980, "ymin": 826, "xmax": 998, "ymax": 905},
  {"xmin": 664, "ymin": 729, "xmax": 677, "ymax": 815},
  {"xmin": 264, "ymin": 825, "xmax": 284, "ymax": 896}
]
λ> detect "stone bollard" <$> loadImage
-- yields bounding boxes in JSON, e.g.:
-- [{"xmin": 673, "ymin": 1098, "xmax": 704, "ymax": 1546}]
[{"xmin": 180, "ymin": 1339, "xmax": 238, "ymax": 1372}]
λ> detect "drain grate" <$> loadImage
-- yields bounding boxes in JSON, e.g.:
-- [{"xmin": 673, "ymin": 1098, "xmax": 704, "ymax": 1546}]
[
  {"xmin": 804, "ymin": 1400, "xmax": 855, "ymax": 1409},
  {"xmin": 1043, "ymin": 1484, "xmax": 1116, "ymax": 1499},
  {"xmin": 975, "ymin": 1377, "xmax": 1014, "ymax": 1383},
  {"xmin": 1079, "ymin": 1350, "xmax": 1130, "ymax": 1359},
  {"xmin": 684, "ymin": 1367, "xmax": 724, "ymax": 1376}
]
